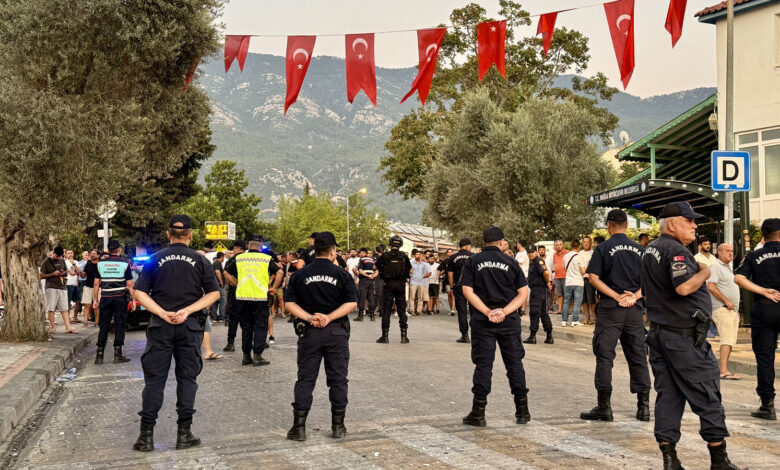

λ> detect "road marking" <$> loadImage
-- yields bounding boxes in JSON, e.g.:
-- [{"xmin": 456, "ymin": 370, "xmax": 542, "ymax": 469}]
[{"xmin": 386, "ymin": 423, "xmax": 540, "ymax": 469}]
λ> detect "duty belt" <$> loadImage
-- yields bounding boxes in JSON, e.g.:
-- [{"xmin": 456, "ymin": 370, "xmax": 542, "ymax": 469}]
[{"xmin": 650, "ymin": 323, "xmax": 695, "ymax": 339}]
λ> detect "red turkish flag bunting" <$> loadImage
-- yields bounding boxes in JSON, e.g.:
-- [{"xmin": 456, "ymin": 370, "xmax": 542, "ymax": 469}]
[
  {"xmin": 225, "ymin": 35, "xmax": 251, "ymax": 73},
  {"xmin": 285, "ymin": 36, "xmax": 316, "ymax": 114},
  {"xmin": 401, "ymin": 28, "xmax": 446, "ymax": 105},
  {"xmin": 477, "ymin": 20, "xmax": 507, "ymax": 81},
  {"xmin": 665, "ymin": 0, "xmax": 687, "ymax": 47},
  {"xmin": 183, "ymin": 57, "xmax": 200, "ymax": 91},
  {"xmin": 345, "ymin": 34, "xmax": 377, "ymax": 105},
  {"xmin": 536, "ymin": 12, "xmax": 559, "ymax": 56},
  {"xmin": 604, "ymin": 0, "xmax": 635, "ymax": 90}
]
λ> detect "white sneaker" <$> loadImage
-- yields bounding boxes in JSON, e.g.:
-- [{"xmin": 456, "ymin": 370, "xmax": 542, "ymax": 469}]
[
  {"xmin": 561, "ymin": 321, "xmax": 568, "ymax": 327},
  {"xmin": 268, "ymin": 336, "xmax": 276, "ymax": 344},
  {"xmin": 571, "ymin": 321, "xmax": 582, "ymax": 327}
]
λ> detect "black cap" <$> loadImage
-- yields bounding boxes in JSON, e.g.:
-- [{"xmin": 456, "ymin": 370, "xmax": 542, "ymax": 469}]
[
  {"xmin": 314, "ymin": 231, "xmax": 339, "ymax": 248},
  {"xmin": 606, "ymin": 209, "xmax": 628, "ymax": 223},
  {"xmin": 526, "ymin": 244, "xmax": 538, "ymax": 253},
  {"xmin": 483, "ymin": 226, "xmax": 505, "ymax": 243},
  {"xmin": 658, "ymin": 202, "xmax": 705, "ymax": 220},
  {"xmin": 231, "ymin": 240, "xmax": 246, "ymax": 250},
  {"xmin": 310, "ymin": 232, "xmax": 319, "ymax": 239},
  {"xmin": 761, "ymin": 218, "xmax": 780, "ymax": 236},
  {"xmin": 107, "ymin": 240, "xmax": 121, "ymax": 251},
  {"xmin": 459, "ymin": 237, "xmax": 472, "ymax": 247},
  {"xmin": 169, "ymin": 214, "xmax": 193, "ymax": 229}
]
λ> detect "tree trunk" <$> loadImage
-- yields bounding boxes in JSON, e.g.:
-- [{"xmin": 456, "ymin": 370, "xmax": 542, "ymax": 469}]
[{"xmin": 0, "ymin": 222, "xmax": 48, "ymax": 342}]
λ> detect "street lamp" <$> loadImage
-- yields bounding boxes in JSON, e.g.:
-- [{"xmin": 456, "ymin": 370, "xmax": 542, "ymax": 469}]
[{"xmin": 346, "ymin": 187, "xmax": 367, "ymax": 251}]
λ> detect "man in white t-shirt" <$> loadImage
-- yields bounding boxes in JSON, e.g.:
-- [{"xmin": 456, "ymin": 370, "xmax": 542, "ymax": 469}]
[
  {"xmin": 579, "ymin": 236, "xmax": 597, "ymax": 324},
  {"xmin": 515, "ymin": 240, "xmax": 529, "ymax": 279},
  {"xmin": 694, "ymin": 236, "xmax": 718, "ymax": 268},
  {"xmin": 63, "ymin": 249, "xmax": 83, "ymax": 322},
  {"xmin": 428, "ymin": 254, "xmax": 441, "ymax": 314},
  {"xmin": 346, "ymin": 249, "xmax": 360, "ymax": 284},
  {"xmin": 561, "ymin": 240, "xmax": 586, "ymax": 327}
]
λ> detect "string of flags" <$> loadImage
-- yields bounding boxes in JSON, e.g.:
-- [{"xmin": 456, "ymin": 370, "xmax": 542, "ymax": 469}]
[{"xmin": 205, "ymin": 0, "xmax": 689, "ymax": 112}]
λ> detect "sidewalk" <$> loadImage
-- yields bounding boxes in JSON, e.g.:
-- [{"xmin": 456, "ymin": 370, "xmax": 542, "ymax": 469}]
[
  {"xmin": 0, "ymin": 321, "xmax": 98, "ymax": 442},
  {"xmin": 522, "ymin": 312, "xmax": 780, "ymax": 378}
]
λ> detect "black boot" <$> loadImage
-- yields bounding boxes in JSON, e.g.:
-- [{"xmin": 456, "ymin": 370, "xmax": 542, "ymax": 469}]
[
  {"xmin": 544, "ymin": 331, "xmax": 554, "ymax": 344},
  {"xmin": 132, "ymin": 421, "xmax": 155, "ymax": 452},
  {"xmin": 331, "ymin": 408, "xmax": 347, "ymax": 438},
  {"xmin": 514, "ymin": 395, "xmax": 531, "ymax": 424},
  {"xmin": 286, "ymin": 410, "xmax": 308, "ymax": 441},
  {"xmin": 113, "ymin": 346, "xmax": 131, "ymax": 364},
  {"xmin": 463, "ymin": 398, "xmax": 487, "ymax": 427},
  {"xmin": 523, "ymin": 332, "xmax": 537, "ymax": 344},
  {"xmin": 95, "ymin": 347, "xmax": 105, "ymax": 365},
  {"xmin": 242, "ymin": 353, "xmax": 252, "ymax": 365},
  {"xmin": 175, "ymin": 420, "xmax": 201, "ymax": 450},
  {"xmin": 223, "ymin": 339, "xmax": 235, "ymax": 352},
  {"xmin": 636, "ymin": 391, "xmax": 650, "ymax": 421},
  {"xmin": 400, "ymin": 327, "xmax": 410, "ymax": 344},
  {"xmin": 253, "ymin": 354, "xmax": 270, "ymax": 366},
  {"xmin": 750, "ymin": 397, "xmax": 776, "ymax": 420},
  {"xmin": 659, "ymin": 443, "xmax": 684, "ymax": 470},
  {"xmin": 708, "ymin": 441, "xmax": 742, "ymax": 470},
  {"xmin": 456, "ymin": 333, "xmax": 470, "ymax": 343},
  {"xmin": 354, "ymin": 310, "xmax": 364, "ymax": 322},
  {"xmin": 369, "ymin": 311, "xmax": 375, "ymax": 321},
  {"xmin": 580, "ymin": 390, "xmax": 613, "ymax": 421},
  {"xmin": 376, "ymin": 328, "xmax": 389, "ymax": 344}
]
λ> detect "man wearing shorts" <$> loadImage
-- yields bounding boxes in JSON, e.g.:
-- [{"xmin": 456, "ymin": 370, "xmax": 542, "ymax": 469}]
[
  {"xmin": 428, "ymin": 253, "xmax": 440, "ymax": 314},
  {"xmin": 81, "ymin": 250, "xmax": 100, "ymax": 325},
  {"xmin": 409, "ymin": 250, "xmax": 431, "ymax": 315},
  {"xmin": 40, "ymin": 246, "xmax": 75, "ymax": 334},
  {"xmin": 551, "ymin": 240, "xmax": 568, "ymax": 315},
  {"xmin": 708, "ymin": 243, "xmax": 742, "ymax": 380}
]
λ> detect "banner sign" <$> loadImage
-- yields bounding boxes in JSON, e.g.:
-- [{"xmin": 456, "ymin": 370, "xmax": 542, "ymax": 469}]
[{"xmin": 205, "ymin": 221, "xmax": 236, "ymax": 240}]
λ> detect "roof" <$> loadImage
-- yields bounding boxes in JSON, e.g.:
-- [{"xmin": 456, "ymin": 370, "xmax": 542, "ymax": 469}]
[
  {"xmin": 389, "ymin": 222, "xmax": 455, "ymax": 250},
  {"xmin": 696, "ymin": 0, "xmax": 779, "ymax": 24}
]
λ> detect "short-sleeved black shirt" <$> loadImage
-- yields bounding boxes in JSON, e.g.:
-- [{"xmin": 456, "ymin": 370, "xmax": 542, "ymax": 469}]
[
  {"xmin": 527, "ymin": 257, "xmax": 548, "ymax": 288},
  {"xmin": 84, "ymin": 261, "xmax": 99, "ymax": 287},
  {"xmin": 447, "ymin": 249, "xmax": 474, "ymax": 286},
  {"xmin": 640, "ymin": 234, "xmax": 710, "ymax": 328},
  {"xmin": 135, "ymin": 243, "xmax": 220, "ymax": 328},
  {"xmin": 587, "ymin": 233, "xmax": 644, "ymax": 294},
  {"xmin": 735, "ymin": 241, "xmax": 780, "ymax": 291},
  {"xmin": 357, "ymin": 257, "xmax": 376, "ymax": 279},
  {"xmin": 285, "ymin": 258, "xmax": 358, "ymax": 324},
  {"xmin": 460, "ymin": 247, "xmax": 527, "ymax": 319},
  {"xmin": 299, "ymin": 247, "xmax": 316, "ymax": 266}
]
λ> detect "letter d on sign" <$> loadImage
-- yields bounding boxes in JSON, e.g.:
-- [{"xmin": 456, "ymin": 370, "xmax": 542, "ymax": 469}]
[{"xmin": 717, "ymin": 157, "xmax": 744, "ymax": 188}]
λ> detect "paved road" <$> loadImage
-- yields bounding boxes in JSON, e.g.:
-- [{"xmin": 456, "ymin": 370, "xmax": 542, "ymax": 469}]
[{"xmin": 8, "ymin": 312, "xmax": 780, "ymax": 469}]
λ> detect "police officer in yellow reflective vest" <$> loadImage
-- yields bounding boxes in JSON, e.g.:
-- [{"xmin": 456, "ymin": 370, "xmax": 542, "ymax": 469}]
[{"xmin": 224, "ymin": 236, "xmax": 282, "ymax": 366}]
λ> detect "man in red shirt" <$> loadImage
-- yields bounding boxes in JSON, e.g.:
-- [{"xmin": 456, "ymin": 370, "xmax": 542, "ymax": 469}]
[{"xmin": 552, "ymin": 240, "xmax": 569, "ymax": 315}]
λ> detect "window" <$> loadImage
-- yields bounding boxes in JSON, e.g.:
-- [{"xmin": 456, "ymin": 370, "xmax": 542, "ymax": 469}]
[
  {"xmin": 739, "ymin": 133, "xmax": 758, "ymax": 145},
  {"xmin": 738, "ymin": 127, "xmax": 780, "ymax": 200},
  {"xmin": 744, "ymin": 145, "xmax": 759, "ymax": 199},
  {"xmin": 766, "ymin": 145, "xmax": 780, "ymax": 195},
  {"xmin": 776, "ymin": 14, "xmax": 780, "ymax": 67}
]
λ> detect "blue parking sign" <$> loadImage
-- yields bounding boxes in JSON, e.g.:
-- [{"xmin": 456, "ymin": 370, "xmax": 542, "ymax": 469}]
[{"xmin": 711, "ymin": 151, "xmax": 750, "ymax": 191}]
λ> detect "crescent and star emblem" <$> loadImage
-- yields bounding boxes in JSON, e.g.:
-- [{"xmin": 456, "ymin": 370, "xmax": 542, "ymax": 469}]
[
  {"xmin": 292, "ymin": 48, "xmax": 309, "ymax": 70},
  {"xmin": 425, "ymin": 43, "xmax": 437, "ymax": 62},
  {"xmin": 616, "ymin": 14, "xmax": 631, "ymax": 36},
  {"xmin": 352, "ymin": 37, "xmax": 368, "ymax": 60}
]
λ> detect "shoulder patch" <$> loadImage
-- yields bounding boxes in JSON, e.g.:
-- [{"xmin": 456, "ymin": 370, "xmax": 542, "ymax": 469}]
[
  {"xmin": 673, "ymin": 255, "xmax": 685, "ymax": 261},
  {"xmin": 539, "ymin": 261, "xmax": 545, "ymax": 266},
  {"xmin": 671, "ymin": 262, "xmax": 687, "ymax": 277}
]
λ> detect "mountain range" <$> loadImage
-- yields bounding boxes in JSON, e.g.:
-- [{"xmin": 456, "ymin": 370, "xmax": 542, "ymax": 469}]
[{"xmin": 198, "ymin": 52, "xmax": 715, "ymax": 223}]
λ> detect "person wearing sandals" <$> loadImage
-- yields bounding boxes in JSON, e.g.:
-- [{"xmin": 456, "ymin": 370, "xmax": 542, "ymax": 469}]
[
  {"xmin": 40, "ymin": 246, "xmax": 76, "ymax": 334},
  {"xmin": 707, "ymin": 243, "xmax": 741, "ymax": 381}
]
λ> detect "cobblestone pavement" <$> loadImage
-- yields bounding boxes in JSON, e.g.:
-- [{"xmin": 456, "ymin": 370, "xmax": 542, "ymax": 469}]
[{"xmin": 9, "ymin": 312, "xmax": 780, "ymax": 469}]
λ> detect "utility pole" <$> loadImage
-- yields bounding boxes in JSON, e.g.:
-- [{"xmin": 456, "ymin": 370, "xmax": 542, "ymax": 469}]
[{"xmin": 723, "ymin": 0, "xmax": 735, "ymax": 247}]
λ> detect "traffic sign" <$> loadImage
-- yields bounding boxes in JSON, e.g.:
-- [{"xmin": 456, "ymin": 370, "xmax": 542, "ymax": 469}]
[{"xmin": 711, "ymin": 151, "xmax": 750, "ymax": 191}]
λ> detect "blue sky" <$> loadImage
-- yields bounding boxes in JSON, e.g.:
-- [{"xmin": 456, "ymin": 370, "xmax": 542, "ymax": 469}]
[{"xmin": 221, "ymin": 0, "xmax": 719, "ymax": 98}]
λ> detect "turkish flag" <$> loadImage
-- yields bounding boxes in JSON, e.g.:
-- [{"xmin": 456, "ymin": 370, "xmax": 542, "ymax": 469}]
[
  {"xmin": 285, "ymin": 36, "xmax": 316, "ymax": 114},
  {"xmin": 604, "ymin": 0, "xmax": 635, "ymax": 89},
  {"xmin": 345, "ymin": 33, "xmax": 377, "ymax": 105},
  {"xmin": 401, "ymin": 28, "xmax": 446, "ymax": 106},
  {"xmin": 536, "ymin": 12, "xmax": 559, "ymax": 56},
  {"xmin": 665, "ymin": 0, "xmax": 687, "ymax": 47},
  {"xmin": 477, "ymin": 20, "xmax": 507, "ymax": 81},
  {"xmin": 225, "ymin": 35, "xmax": 251, "ymax": 73},
  {"xmin": 183, "ymin": 57, "xmax": 200, "ymax": 91}
]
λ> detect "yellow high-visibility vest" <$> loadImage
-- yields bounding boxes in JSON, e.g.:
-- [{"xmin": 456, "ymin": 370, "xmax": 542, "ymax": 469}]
[{"xmin": 235, "ymin": 251, "xmax": 272, "ymax": 301}]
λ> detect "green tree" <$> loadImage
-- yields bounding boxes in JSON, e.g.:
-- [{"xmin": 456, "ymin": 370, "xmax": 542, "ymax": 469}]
[
  {"xmin": 173, "ymin": 193, "xmax": 224, "ymax": 250},
  {"xmin": 0, "ymin": 0, "xmax": 221, "ymax": 341},
  {"xmin": 424, "ymin": 89, "xmax": 614, "ymax": 243},
  {"xmin": 201, "ymin": 160, "xmax": 263, "ymax": 242},
  {"xmin": 380, "ymin": 1, "xmax": 618, "ymax": 200}
]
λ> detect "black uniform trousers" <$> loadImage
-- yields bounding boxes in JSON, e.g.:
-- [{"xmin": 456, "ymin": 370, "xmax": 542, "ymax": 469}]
[
  {"xmin": 293, "ymin": 324, "xmax": 350, "ymax": 412},
  {"xmin": 592, "ymin": 299, "xmax": 651, "ymax": 393},
  {"xmin": 528, "ymin": 286, "xmax": 552, "ymax": 334},
  {"xmin": 373, "ymin": 279, "xmax": 384, "ymax": 313},
  {"xmin": 358, "ymin": 278, "xmax": 376, "ymax": 312},
  {"xmin": 97, "ymin": 296, "xmax": 128, "ymax": 348},
  {"xmin": 647, "ymin": 326, "xmax": 728, "ymax": 444},
  {"xmin": 140, "ymin": 320, "xmax": 203, "ymax": 424},
  {"xmin": 470, "ymin": 315, "xmax": 528, "ymax": 400},
  {"xmin": 751, "ymin": 301, "xmax": 780, "ymax": 400},
  {"xmin": 226, "ymin": 288, "xmax": 239, "ymax": 340},
  {"xmin": 235, "ymin": 299, "xmax": 270, "ymax": 355},
  {"xmin": 454, "ymin": 285, "xmax": 470, "ymax": 335},
  {"xmin": 381, "ymin": 279, "xmax": 408, "ymax": 329}
]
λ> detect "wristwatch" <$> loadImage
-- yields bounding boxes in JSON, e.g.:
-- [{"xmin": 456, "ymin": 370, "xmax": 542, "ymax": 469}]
[{"xmin": 307, "ymin": 314, "xmax": 313, "ymax": 323}]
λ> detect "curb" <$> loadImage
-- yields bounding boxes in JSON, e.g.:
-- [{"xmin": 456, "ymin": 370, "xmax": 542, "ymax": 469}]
[{"xmin": 0, "ymin": 327, "xmax": 99, "ymax": 442}]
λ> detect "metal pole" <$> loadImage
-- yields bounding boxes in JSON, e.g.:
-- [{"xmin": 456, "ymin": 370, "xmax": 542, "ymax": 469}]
[
  {"xmin": 346, "ymin": 197, "xmax": 350, "ymax": 252},
  {"xmin": 103, "ymin": 200, "xmax": 110, "ymax": 252},
  {"xmin": 723, "ymin": 0, "xmax": 735, "ymax": 247}
]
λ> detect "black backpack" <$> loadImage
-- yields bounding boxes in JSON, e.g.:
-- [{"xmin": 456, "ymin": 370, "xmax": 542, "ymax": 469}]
[{"xmin": 382, "ymin": 250, "xmax": 407, "ymax": 280}]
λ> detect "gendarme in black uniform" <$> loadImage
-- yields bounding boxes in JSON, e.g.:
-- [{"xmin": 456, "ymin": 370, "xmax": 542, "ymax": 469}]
[
  {"xmin": 355, "ymin": 250, "xmax": 377, "ymax": 321},
  {"xmin": 375, "ymin": 236, "xmax": 412, "ymax": 344},
  {"xmin": 448, "ymin": 239, "xmax": 474, "ymax": 342},
  {"xmin": 285, "ymin": 232, "xmax": 357, "ymax": 441},
  {"xmin": 133, "ymin": 215, "xmax": 220, "ymax": 452},
  {"xmin": 735, "ymin": 218, "xmax": 780, "ymax": 421},
  {"xmin": 581, "ymin": 209, "xmax": 651, "ymax": 423},
  {"xmin": 460, "ymin": 227, "xmax": 530, "ymax": 427},
  {"xmin": 297, "ymin": 233, "xmax": 318, "ymax": 267},
  {"xmin": 524, "ymin": 245, "xmax": 553, "ymax": 344},
  {"xmin": 94, "ymin": 240, "xmax": 134, "ymax": 365},
  {"xmin": 640, "ymin": 202, "xmax": 739, "ymax": 469}
]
